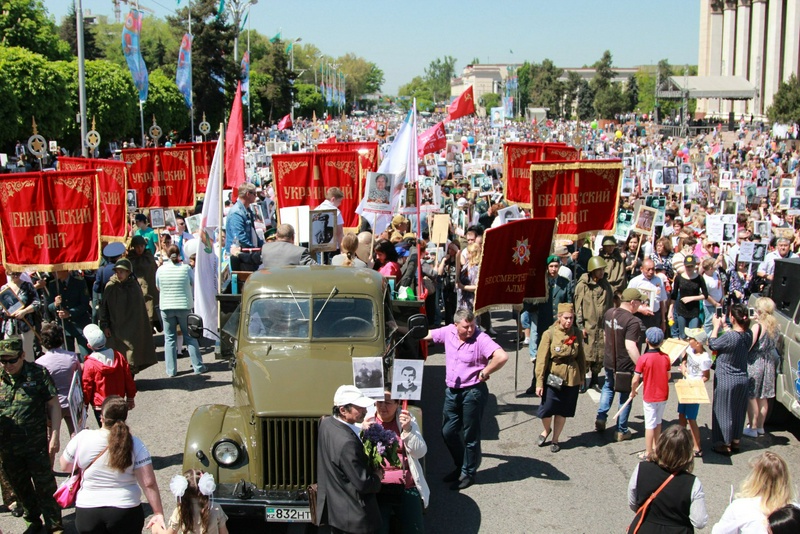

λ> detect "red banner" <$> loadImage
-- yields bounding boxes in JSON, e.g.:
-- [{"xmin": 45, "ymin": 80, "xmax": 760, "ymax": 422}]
[
  {"xmin": 502, "ymin": 142, "xmax": 580, "ymax": 206},
  {"xmin": 447, "ymin": 85, "xmax": 475, "ymax": 121},
  {"xmin": 417, "ymin": 121, "xmax": 447, "ymax": 157},
  {"xmin": 122, "ymin": 146, "xmax": 195, "ymax": 208},
  {"xmin": 529, "ymin": 160, "xmax": 622, "ymax": 238},
  {"xmin": 272, "ymin": 153, "xmax": 316, "ymax": 210},
  {"xmin": 474, "ymin": 218, "xmax": 557, "ymax": 314},
  {"xmin": 316, "ymin": 152, "xmax": 360, "ymax": 227},
  {"xmin": 188, "ymin": 141, "xmax": 216, "ymax": 194},
  {"xmin": 0, "ymin": 170, "xmax": 101, "ymax": 271},
  {"xmin": 59, "ymin": 157, "xmax": 128, "ymax": 242}
]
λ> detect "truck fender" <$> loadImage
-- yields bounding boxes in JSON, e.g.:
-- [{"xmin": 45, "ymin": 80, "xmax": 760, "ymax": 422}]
[{"xmin": 183, "ymin": 404, "xmax": 230, "ymax": 477}]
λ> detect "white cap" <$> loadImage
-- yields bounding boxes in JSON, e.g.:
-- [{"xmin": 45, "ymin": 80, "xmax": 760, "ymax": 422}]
[
  {"xmin": 333, "ymin": 385, "xmax": 375, "ymax": 408},
  {"xmin": 83, "ymin": 324, "xmax": 106, "ymax": 350}
]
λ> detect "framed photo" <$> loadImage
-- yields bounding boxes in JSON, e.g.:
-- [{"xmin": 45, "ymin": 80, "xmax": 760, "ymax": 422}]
[
  {"xmin": 752, "ymin": 243, "xmax": 768, "ymax": 263},
  {"xmin": 185, "ymin": 214, "xmax": 201, "ymax": 235},
  {"xmin": 391, "ymin": 359, "xmax": 424, "ymax": 401},
  {"xmin": 149, "ymin": 208, "xmax": 165, "ymax": 228},
  {"xmin": 651, "ymin": 169, "xmax": 664, "ymax": 189},
  {"xmin": 722, "ymin": 222, "xmax": 737, "ymax": 244},
  {"xmin": 789, "ymin": 196, "xmax": 800, "ymax": 216},
  {"xmin": 621, "ymin": 177, "xmax": 634, "ymax": 197},
  {"xmin": 164, "ymin": 209, "xmax": 177, "ymax": 230},
  {"xmin": 67, "ymin": 370, "xmax": 87, "ymax": 432},
  {"xmin": 614, "ymin": 209, "xmax": 634, "ymax": 241},
  {"xmin": 753, "ymin": 220, "xmax": 770, "ymax": 240},
  {"xmin": 352, "ymin": 356, "xmax": 384, "ymax": 398},
  {"xmin": 722, "ymin": 200, "xmax": 737, "ymax": 216},
  {"xmin": 632, "ymin": 205, "xmax": 657, "ymax": 236},
  {"xmin": 364, "ymin": 172, "xmax": 393, "ymax": 213},
  {"xmin": 126, "ymin": 189, "xmax": 137, "ymax": 212},
  {"xmin": 309, "ymin": 208, "xmax": 338, "ymax": 253},
  {"xmin": 0, "ymin": 287, "xmax": 22, "ymax": 314},
  {"xmin": 662, "ymin": 166, "xmax": 678, "ymax": 185}
]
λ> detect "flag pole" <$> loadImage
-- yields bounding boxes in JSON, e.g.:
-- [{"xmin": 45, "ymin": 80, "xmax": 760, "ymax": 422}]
[
  {"xmin": 217, "ymin": 123, "xmax": 225, "ymax": 294},
  {"xmin": 188, "ymin": 0, "xmax": 194, "ymax": 138},
  {"xmin": 411, "ymin": 100, "xmax": 424, "ymax": 299}
]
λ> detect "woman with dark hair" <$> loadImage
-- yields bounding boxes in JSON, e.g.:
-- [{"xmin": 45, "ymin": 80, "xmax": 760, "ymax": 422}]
[
  {"xmin": 156, "ymin": 244, "xmax": 206, "ymax": 377},
  {"xmin": 623, "ymin": 234, "xmax": 644, "ymax": 281},
  {"xmin": 650, "ymin": 237, "xmax": 674, "ymax": 280},
  {"xmin": 768, "ymin": 504, "xmax": 800, "ymax": 534},
  {"xmin": 709, "ymin": 303, "xmax": 753, "ymax": 456},
  {"xmin": 1, "ymin": 270, "xmax": 40, "ymax": 361},
  {"xmin": 60, "ymin": 396, "xmax": 165, "ymax": 534},
  {"xmin": 36, "ymin": 322, "xmax": 81, "ymax": 440},
  {"xmin": 372, "ymin": 239, "xmax": 401, "ymax": 284},
  {"xmin": 627, "ymin": 425, "xmax": 708, "ymax": 533}
]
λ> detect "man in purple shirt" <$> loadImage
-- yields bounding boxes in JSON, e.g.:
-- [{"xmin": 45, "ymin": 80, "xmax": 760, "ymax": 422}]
[{"xmin": 424, "ymin": 308, "xmax": 508, "ymax": 490}]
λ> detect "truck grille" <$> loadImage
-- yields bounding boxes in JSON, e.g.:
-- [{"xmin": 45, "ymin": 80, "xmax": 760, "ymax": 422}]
[{"xmin": 262, "ymin": 417, "xmax": 318, "ymax": 491}]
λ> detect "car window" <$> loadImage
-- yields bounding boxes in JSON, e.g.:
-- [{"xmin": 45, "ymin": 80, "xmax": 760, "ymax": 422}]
[
  {"xmin": 248, "ymin": 297, "xmax": 309, "ymax": 339},
  {"xmin": 312, "ymin": 298, "xmax": 376, "ymax": 338}
]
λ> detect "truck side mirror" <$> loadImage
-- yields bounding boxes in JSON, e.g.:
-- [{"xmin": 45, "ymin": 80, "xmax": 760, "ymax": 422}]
[
  {"xmin": 406, "ymin": 314, "xmax": 428, "ymax": 339},
  {"xmin": 187, "ymin": 313, "xmax": 204, "ymax": 339}
]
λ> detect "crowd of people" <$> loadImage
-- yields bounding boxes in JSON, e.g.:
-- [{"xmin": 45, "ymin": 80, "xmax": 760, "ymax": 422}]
[{"xmin": 2, "ymin": 110, "xmax": 800, "ymax": 533}]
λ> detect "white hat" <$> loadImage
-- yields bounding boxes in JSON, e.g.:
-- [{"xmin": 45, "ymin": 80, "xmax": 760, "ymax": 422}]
[
  {"xmin": 333, "ymin": 385, "xmax": 375, "ymax": 408},
  {"xmin": 83, "ymin": 324, "xmax": 106, "ymax": 350},
  {"xmin": 456, "ymin": 197, "xmax": 468, "ymax": 208}
]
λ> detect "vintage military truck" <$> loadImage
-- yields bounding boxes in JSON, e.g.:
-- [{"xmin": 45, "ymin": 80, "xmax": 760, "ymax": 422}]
[
  {"xmin": 183, "ymin": 266, "xmax": 427, "ymax": 523},
  {"xmin": 754, "ymin": 257, "xmax": 800, "ymax": 422}
]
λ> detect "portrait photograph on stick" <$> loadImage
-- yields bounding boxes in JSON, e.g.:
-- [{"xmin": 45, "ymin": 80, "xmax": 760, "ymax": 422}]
[
  {"xmin": 352, "ymin": 356, "xmax": 384, "ymax": 398},
  {"xmin": 150, "ymin": 208, "xmax": 165, "ymax": 228},
  {"xmin": 309, "ymin": 208, "xmax": 338, "ymax": 253},
  {"xmin": 391, "ymin": 359, "xmax": 424, "ymax": 401}
]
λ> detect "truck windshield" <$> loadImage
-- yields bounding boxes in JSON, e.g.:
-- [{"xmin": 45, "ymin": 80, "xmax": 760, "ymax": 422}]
[{"xmin": 247, "ymin": 297, "xmax": 375, "ymax": 339}]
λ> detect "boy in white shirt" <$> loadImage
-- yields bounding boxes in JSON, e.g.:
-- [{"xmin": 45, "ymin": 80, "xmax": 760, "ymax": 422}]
[{"xmin": 679, "ymin": 328, "xmax": 712, "ymax": 457}]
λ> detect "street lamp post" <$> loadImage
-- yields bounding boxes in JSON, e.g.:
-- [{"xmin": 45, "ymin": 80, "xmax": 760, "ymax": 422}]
[
  {"xmin": 75, "ymin": 0, "xmax": 88, "ymax": 156},
  {"xmin": 289, "ymin": 38, "xmax": 302, "ymax": 122},
  {"xmin": 229, "ymin": 0, "xmax": 258, "ymax": 62}
]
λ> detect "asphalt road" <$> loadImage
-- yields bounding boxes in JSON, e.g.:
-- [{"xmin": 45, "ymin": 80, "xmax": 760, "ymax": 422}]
[{"xmin": 2, "ymin": 310, "xmax": 799, "ymax": 534}]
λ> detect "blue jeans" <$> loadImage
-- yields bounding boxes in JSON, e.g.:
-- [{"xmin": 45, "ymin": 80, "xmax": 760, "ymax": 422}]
[
  {"xmin": 161, "ymin": 309, "xmax": 206, "ymax": 376},
  {"xmin": 675, "ymin": 315, "xmax": 701, "ymax": 340},
  {"xmin": 597, "ymin": 368, "xmax": 631, "ymax": 434},
  {"xmin": 442, "ymin": 382, "xmax": 488, "ymax": 478},
  {"xmin": 520, "ymin": 306, "xmax": 538, "ymax": 359}
]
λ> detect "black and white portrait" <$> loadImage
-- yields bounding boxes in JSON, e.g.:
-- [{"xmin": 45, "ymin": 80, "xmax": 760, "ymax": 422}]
[
  {"xmin": 352, "ymin": 356, "xmax": 384, "ymax": 398},
  {"xmin": 722, "ymin": 223, "xmax": 737, "ymax": 244},
  {"xmin": 753, "ymin": 243, "xmax": 767, "ymax": 263},
  {"xmin": 0, "ymin": 288, "xmax": 22, "ymax": 314},
  {"xmin": 391, "ymin": 359, "xmax": 424, "ymax": 401},
  {"xmin": 126, "ymin": 189, "xmax": 137, "ymax": 212},
  {"xmin": 149, "ymin": 208, "xmax": 165, "ymax": 228},
  {"xmin": 753, "ymin": 221, "xmax": 770, "ymax": 240},
  {"xmin": 164, "ymin": 209, "xmax": 177, "ymax": 230},
  {"xmin": 662, "ymin": 166, "xmax": 678, "ymax": 185},
  {"xmin": 310, "ymin": 208, "xmax": 337, "ymax": 253}
]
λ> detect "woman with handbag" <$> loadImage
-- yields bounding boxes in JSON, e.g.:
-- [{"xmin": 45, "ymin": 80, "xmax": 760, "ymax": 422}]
[
  {"xmin": 534, "ymin": 303, "xmax": 586, "ymax": 453},
  {"xmin": 743, "ymin": 297, "xmax": 781, "ymax": 438},
  {"xmin": 59, "ymin": 396, "xmax": 165, "ymax": 534},
  {"xmin": 369, "ymin": 391, "xmax": 428, "ymax": 533},
  {"xmin": 709, "ymin": 304, "xmax": 753, "ymax": 456},
  {"xmin": 627, "ymin": 425, "xmax": 708, "ymax": 534}
]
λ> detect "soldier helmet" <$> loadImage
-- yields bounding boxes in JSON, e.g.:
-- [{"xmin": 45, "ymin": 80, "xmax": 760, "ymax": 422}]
[{"xmin": 587, "ymin": 256, "xmax": 607, "ymax": 273}]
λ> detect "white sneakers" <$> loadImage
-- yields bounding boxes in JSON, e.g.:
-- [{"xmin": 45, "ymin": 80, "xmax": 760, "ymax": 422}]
[{"xmin": 743, "ymin": 426, "xmax": 765, "ymax": 438}]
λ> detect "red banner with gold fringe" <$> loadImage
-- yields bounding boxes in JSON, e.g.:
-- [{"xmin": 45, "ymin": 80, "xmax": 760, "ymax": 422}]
[
  {"xmin": 122, "ymin": 146, "xmax": 195, "ymax": 208},
  {"xmin": 474, "ymin": 218, "xmax": 558, "ymax": 314},
  {"xmin": 502, "ymin": 142, "xmax": 579, "ymax": 206},
  {"xmin": 529, "ymin": 160, "xmax": 622, "ymax": 239},
  {"xmin": 59, "ymin": 157, "xmax": 128, "ymax": 241},
  {"xmin": 271, "ymin": 153, "xmax": 316, "ymax": 210},
  {"xmin": 189, "ymin": 141, "xmax": 216, "ymax": 194},
  {"xmin": 316, "ymin": 151, "xmax": 361, "ymax": 227},
  {"xmin": 0, "ymin": 170, "xmax": 101, "ymax": 271}
]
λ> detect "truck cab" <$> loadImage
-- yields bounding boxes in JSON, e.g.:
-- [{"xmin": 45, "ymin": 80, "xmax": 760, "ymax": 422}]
[{"xmin": 183, "ymin": 266, "xmax": 425, "ymax": 523}]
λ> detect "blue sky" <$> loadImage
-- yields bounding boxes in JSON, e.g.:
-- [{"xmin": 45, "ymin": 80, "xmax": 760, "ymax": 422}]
[{"xmin": 46, "ymin": 0, "xmax": 700, "ymax": 94}]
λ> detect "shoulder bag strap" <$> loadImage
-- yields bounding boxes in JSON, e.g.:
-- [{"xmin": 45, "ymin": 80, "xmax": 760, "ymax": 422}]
[
  {"xmin": 82, "ymin": 446, "xmax": 109, "ymax": 475},
  {"xmin": 629, "ymin": 472, "xmax": 676, "ymax": 534},
  {"xmin": 750, "ymin": 323, "xmax": 762, "ymax": 351},
  {"xmin": 612, "ymin": 307, "xmax": 620, "ymax": 372}
]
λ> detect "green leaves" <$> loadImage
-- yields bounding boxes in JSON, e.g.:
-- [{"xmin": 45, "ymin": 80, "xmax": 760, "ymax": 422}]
[{"xmin": 768, "ymin": 75, "xmax": 800, "ymax": 124}]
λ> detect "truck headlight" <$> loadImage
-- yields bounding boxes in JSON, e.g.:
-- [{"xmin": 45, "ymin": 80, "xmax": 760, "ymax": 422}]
[{"xmin": 212, "ymin": 439, "xmax": 241, "ymax": 466}]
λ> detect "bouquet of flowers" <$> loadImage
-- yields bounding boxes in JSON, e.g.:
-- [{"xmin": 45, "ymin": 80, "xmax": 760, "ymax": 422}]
[{"xmin": 361, "ymin": 422, "xmax": 401, "ymax": 469}]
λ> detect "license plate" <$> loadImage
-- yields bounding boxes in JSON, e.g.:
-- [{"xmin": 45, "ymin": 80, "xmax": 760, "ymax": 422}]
[{"xmin": 265, "ymin": 506, "xmax": 311, "ymax": 522}]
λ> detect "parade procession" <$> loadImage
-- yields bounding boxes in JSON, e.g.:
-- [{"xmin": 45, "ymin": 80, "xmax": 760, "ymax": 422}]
[{"xmin": 3, "ymin": 1, "xmax": 800, "ymax": 533}]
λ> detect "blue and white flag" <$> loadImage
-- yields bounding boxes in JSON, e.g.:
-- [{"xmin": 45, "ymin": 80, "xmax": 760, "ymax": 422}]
[
  {"xmin": 176, "ymin": 33, "xmax": 193, "ymax": 108},
  {"xmin": 240, "ymin": 51, "xmax": 250, "ymax": 105},
  {"xmin": 194, "ymin": 133, "xmax": 223, "ymax": 338},
  {"xmin": 121, "ymin": 9, "xmax": 149, "ymax": 102}
]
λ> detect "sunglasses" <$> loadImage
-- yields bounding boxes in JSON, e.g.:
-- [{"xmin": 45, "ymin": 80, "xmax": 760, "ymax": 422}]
[{"xmin": 1, "ymin": 355, "xmax": 22, "ymax": 365}]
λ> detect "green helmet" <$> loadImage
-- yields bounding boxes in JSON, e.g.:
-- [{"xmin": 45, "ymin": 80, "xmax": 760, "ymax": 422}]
[{"xmin": 587, "ymin": 256, "xmax": 607, "ymax": 273}]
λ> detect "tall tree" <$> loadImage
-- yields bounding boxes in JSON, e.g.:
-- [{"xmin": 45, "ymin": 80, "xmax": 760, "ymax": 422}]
[
  {"xmin": 576, "ymin": 79, "xmax": 595, "ymax": 120},
  {"xmin": 516, "ymin": 62, "xmax": 532, "ymax": 116},
  {"xmin": 59, "ymin": 4, "xmax": 99, "ymax": 60},
  {"xmin": 768, "ymin": 74, "xmax": 800, "ymax": 124},
  {"xmin": 398, "ymin": 76, "xmax": 433, "ymax": 111},
  {"xmin": 591, "ymin": 50, "xmax": 616, "ymax": 94},
  {"xmin": 0, "ymin": 0, "xmax": 70, "ymax": 60},
  {"xmin": 594, "ymin": 83, "xmax": 628, "ymax": 119},
  {"xmin": 562, "ymin": 71, "xmax": 584, "ymax": 119},
  {"xmin": 625, "ymin": 75, "xmax": 639, "ymax": 113},
  {"xmin": 424, "ymin": 55, "xmax": 457, "ymax": 103},
  {"xmin": 528, "ymin": 59, "xmax": 564, "ymax": 117}
]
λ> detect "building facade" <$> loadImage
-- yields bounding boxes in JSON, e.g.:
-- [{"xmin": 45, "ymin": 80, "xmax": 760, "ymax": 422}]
[{"xmin": 697, "ymin": 0, "xmax": 800, "ymax": 119}]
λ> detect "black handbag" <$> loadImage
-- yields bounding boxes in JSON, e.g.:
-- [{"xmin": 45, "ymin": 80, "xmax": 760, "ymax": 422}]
[{"xmin": 546, "ymin": 373, "xmax": 564, "ymax": 390}]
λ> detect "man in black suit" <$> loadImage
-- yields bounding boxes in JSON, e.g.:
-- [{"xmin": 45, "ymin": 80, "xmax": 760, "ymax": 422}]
[
  {"xmin": 258, "ymin": 224, "xmax": 316, "ymax": 269},
  {"xmin": 316, "ymin": 385, "xmax": 382, "ymax": 533}
]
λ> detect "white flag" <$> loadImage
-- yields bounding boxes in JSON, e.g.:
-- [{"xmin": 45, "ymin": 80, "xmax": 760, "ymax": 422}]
[{"xmin": 194, "ymin": 133, "xmax": 223, "ymax": 338}]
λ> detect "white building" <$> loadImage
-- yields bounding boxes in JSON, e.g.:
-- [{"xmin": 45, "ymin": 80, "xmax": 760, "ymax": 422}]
[{"xmin": 696, "ymin": 0, "xmax": 800, "ymax": 119}]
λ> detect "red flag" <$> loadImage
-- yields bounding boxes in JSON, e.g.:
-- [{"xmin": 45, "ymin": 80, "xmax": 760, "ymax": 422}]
[
  {"xmin": 446, "ymin": 86, "xmax": 475, "ymax": 121},
  {"xmin": 224, "ymin": 82, "xmax": 245, "ymax": 188},
  {"xmin": 417, "ymin": 121, "xmax": 447, "ymax": 157},
  {"xmin": 278, "ymin": 114, "xmax": 293, "ymax": 131}
]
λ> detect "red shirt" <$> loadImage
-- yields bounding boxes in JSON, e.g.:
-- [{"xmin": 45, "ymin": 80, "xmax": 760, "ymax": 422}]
[{"xmin": 635, "ymin": 349, "xmax": 671, "ymax": 403}]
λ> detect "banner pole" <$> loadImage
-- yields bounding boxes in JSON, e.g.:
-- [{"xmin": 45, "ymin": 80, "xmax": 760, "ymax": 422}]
[{"xmin": 139, "ymin": 100, "xmax": 145, "ymax": 147}]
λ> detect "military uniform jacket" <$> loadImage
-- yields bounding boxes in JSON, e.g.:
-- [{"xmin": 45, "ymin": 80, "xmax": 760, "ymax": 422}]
[
  {"xmin": 574, "ymin": 272, "xmax": 614, "ymax": 363},
  {"xmin": 535, "ymin": 324, "xmax": 587, "ymax": 388},
  {"xmin": 0, "ymin": 361, "xmax": 57, "ymax": 441},
  {"xmin": 602, "ymin": 250, "xmax": 626, "ymax": 294}
]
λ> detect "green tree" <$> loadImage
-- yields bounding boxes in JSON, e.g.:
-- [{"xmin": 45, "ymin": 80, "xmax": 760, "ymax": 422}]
[
  {"xmin": 591, "ymin": 50, "xmax": 616, "ymax": 94},
  {"xmin": 516, "ymin": 62, "xmax": 532, "ymax": 115},
  {"xmin": 335, "ymin": 53, "xmax": 384, "ymax": 109},
  {"xmin": 562, "ymin": 71, "xmax": 584, "ymax": 120},
  {"xmin": 576, "ymin": 79, "xmax": 594, "ymax": 120},
  {"xmin": 768, "ymin": 75, "xmax": 800, "ymax": 124},
  {"xmin": 250, "ymin": 42, "xmax": 294, "ymax": 122},
  {"xmin": 59, "ymin": 5, "xmax": 100, "ymax": 60},
  {"xmin": 625, "ymin": 75, "xmax": 639, "ymax": 113},
  {"xmin": 0, "ymin": 0, "xmax": 70, "ymax": 60},
  {"xmin": 594, "ymin": 83, "xmax": 628, "ymax": 119},
  {"xmin": 480, "ymin": 92, "xmax": 502, "ymax": 111},
  {"xmin": 528, "ymin": 59, "xmax": 564, "ymax": 117},
  {"xmin": 295, "ymin": 83, "xmax": 324, "ymax": 118},
  {"xmin": 143, "ymin": 68, "xmax": 190, "ymax": 136},
  {"xmin": 398, "ymin": 76, "xmax": 434, "ymax": 112},
  {"xmin": 424, "ymin": 55, "xmax": 457, "ymax": 104},
  {"xmin": 0, "ymin": 47, "xmax": 71, "ymax": 147}
]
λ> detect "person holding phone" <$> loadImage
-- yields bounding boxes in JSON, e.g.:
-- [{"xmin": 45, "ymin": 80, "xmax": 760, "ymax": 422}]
[{"xmin": 668, "ymin": 255, "xmax": 708, "ymax": 340}]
